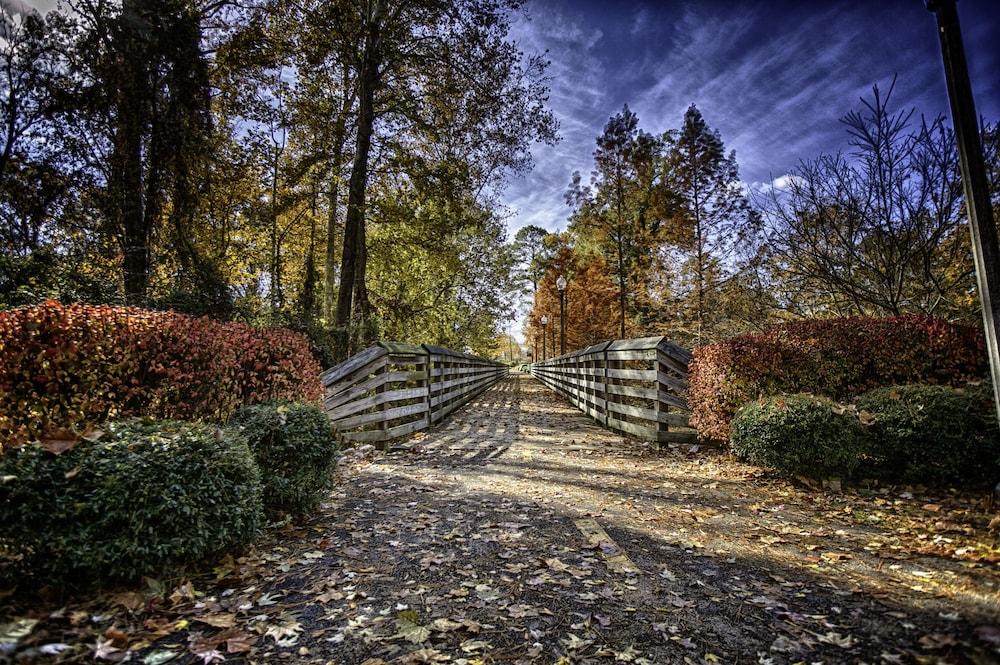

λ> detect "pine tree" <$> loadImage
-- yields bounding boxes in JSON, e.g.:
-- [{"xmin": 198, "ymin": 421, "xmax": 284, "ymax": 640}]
[{"xmin": 664, "ymin": 105, "xmax": 753, "ymax": 343}]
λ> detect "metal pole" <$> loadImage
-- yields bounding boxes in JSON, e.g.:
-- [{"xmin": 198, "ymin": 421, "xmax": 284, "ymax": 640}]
[
  {"xmin": 542, "ymin": 324, "xmax": 547, "ymax": 361},
  {"xmin": 929, "ymin": 0, "xmax": 1000, "ymax": 419},
  {"xmin": 559, "ymin": 292, "xmax": 566, "ymax": 355}
]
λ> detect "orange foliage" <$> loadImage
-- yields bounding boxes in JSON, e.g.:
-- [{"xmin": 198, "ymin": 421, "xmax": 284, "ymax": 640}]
[
  {"xmin": 0, "ymin": 301, "xmax": 323, "ymax": 448},
  {"xmin": 526, "ymin": 248, "xmax": 619, "ymax": 357}
]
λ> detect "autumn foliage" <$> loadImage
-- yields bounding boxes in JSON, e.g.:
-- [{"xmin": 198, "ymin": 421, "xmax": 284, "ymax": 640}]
[
  {"xmin": 0, "ymin": 301, "xmax": 322, "ymax": 447},
  {"xmin": 527, "ymin": 247, "xmax": 620, "ymax": 358},
  {"xmin": 688, "ymin": 315, "xmax": 987, "ymax": 441}
]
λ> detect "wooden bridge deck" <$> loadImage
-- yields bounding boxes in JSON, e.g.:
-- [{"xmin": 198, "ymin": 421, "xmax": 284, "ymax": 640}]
[{"xmin": 225, "ymin": 372, "xmax": 996, "ymax": 663}]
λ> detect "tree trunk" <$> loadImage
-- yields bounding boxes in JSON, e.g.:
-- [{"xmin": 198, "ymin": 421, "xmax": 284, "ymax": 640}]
[
  {"xmin": 335, "ymin": 5, "xmax": 380, "ymax": 328},
  {"xmin": 269, "ymin": 151, "xmax": 282, "ymax": 311},
  {"xmin": 301, "ymin": 185, "xmax": 319, "ymax": 322},
  {"xmin": 113, "ymin": 3, "xmax": 151, "ymax": 305},
  {"xmin": 323, "ymin": 89, "xmax": 351, "ymax": 322}
]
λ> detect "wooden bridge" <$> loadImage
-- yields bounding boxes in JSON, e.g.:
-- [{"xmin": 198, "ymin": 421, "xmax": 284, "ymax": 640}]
[
  {"xmin": 321, "ymin": 335, "xmax": 694, "ymax": 445},
  {"xmin": 304, "ymin": 341, "xmax": 987, "ymax": 663}
]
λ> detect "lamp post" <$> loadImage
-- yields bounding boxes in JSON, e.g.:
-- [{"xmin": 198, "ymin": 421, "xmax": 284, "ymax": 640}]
[
  {"xmin": 928, "ymin": 0, "xmax": 1000, "ymax": 422},
  {"xmin": 540, "ymin": 315, "xmax": 548, "ymax": 361},
  {"xmin": 556, "ymin": 275, "xmax": 567, "ymax": 355}
]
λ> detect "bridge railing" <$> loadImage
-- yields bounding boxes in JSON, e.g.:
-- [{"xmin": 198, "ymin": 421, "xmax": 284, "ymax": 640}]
[
  {"xmin": 321, "ymin": 342, "xmax": 507, "ymax": 444},
  {"xmin": 530, "ymin": 336, "xmax": 696, "ymax": 444}
]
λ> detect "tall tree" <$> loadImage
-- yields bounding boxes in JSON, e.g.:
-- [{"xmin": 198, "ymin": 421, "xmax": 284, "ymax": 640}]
[
  {"xmin": 513, "ymin": 224, "xmax": 550, "ymax": 293},
  {"xmin": 568, "ymin": 105, "xmax": 665, "ymax": 337},
  {"xmin": 60, "ymin": 0, "xmax": 215, "ymax": 304},
  {"xmin": 663, "ymin": 104, "xmax": 753, "ymax": 343},
  {"xmin": 330, "ymin": 0, "xmax": 556, "ymax": 347}
]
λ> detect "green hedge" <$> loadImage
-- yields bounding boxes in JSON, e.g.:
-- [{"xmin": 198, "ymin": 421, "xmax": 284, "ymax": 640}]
[
  {"xmin": 730, "ymin": 394, "xmax": 866, "ymax": 478},
  {"xmin": 230, "ymin": 402, "xmax": 338, "ymax": 519},
  {"xmin": 857, "ymin": 384, "xmax": 1000, "ymax": 484},
  {"xmin": 0, "ymin": 420, "xmax": 263, "ymax": 587}
]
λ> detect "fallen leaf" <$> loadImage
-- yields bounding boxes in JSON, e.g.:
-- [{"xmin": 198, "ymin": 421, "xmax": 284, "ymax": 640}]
[{"xmin": 394, "ymin": 610, "xmax": 431, "ymax": 644}]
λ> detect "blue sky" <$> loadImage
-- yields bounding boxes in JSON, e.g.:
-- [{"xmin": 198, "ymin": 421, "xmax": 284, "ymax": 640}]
[{"xmin": 502, "ymin": 0, "xmax": 1000, "ymax": 235}]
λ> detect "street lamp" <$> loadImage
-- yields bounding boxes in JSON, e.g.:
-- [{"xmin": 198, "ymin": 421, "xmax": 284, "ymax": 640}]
[
  {"xmin": 540, "ymin": 315, "xmax": 548, "ymax": 361},
  {"xmin": 556, "ymin": 275, "xmax": 567, "ymax": 355}
]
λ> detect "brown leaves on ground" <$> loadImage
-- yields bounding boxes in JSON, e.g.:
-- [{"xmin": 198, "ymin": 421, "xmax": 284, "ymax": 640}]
[{"xmin": 1, "ymin": 376, "xmax": 999, "ymax": 664}]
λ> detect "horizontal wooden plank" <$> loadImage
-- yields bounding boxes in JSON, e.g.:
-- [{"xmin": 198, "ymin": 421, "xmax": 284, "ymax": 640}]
[
  {"xmin": 605, "ymin": 368, "xmax": 656, "ymax": 381},
  {"xmin": 656, "ymin": 340, "xmax": 692, "ymax": 365},
  {"xmin": 324, "ymin": 358, "xmax": 389, "ymax": 404},
  {"xmin": 378, "ymin": 341, "xmax": 426, "ymax": 355},
  {"xmin": 340, "ymin": 429, "xmax": 388, "ymax": 443},
  {"xmin": 607, "ymin": 416, "xmax": 658, "ymax": 440},
  {"xmin": 326, "ymin": 386, "xmax": 427, "ymax": 421},
  {"xmin": 606, "ymin": 400, "xmax": 657, "ymax": 423},
  {"xmin": 604, "ymin": 383, "xmax": 656, "ymax": 400},
  {"xmin": 382, "ymin": 369, "xmax": 430, "ymax": 385},
  {"xmin": 606, "ymin": 336, "xmax": 664, "ymax": 352},
  {"xmin": 431, "ymin": 377, "xmax": 495, "ymax": 407},
  {"xmin": 658, "ymin": 411, "xmax": 690, "ymax": 427},
  {"xmin": 321, "ymin": 345, "xmax": 386, "ymax": 386},
  {"xmin": 431, "ymin": 372, "xmax": 500, "ymax": 394},
  {"xmin": 335, "ymin": 402, "xmax": 427, "ymax": 430},
  {"xmin": 431, "ymin": 365, "xmax": 499, "ymax": 378},
  {"xmin": 657, "ymin": 370, "xmax": 689, "ymax": 393},
  {"xmin": 605, "ymin": 349, "xmax": 655, "ymax": 361},
  {"xmin": 659, "ymin": 392, "xmax": 689, "ymax": 410}
]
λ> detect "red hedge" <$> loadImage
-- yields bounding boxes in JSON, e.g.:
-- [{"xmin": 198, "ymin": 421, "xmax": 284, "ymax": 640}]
[
  {"xmin": 688, "ymin": 315, "xmax": 987, "ymax": 442},
  {"xmin": 0, "ymin": 301, "xmax": 323, "ymax": 448}
]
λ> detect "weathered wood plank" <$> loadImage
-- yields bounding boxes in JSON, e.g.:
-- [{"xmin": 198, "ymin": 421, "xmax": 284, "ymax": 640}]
[
  {"xmin": 604, "ymin": 383, "xmax": 657, "ymax": 400},
  {"xmin": 321, "ymin": 345, "xmax": 386, "ymax": 386},
  {"xmin": 324, "ymin": 357, "xmax": 386, "ymax": 406},
  {"xmin": 606, "ymin": 336, "xmax": 664, "ymax": 352},
  {"xmin": 336, "ymin": 402, "xmax": 428, "ymax": 430},
  {"xmin": 574, "ymin": 518, "xmax": 640, "ymax": 574},
  {"xmin": 606, "ymin": 400, "xmax": 657, "ymax": 422},
  {"xmin": 327, "ymin": 386, "xmax": 427, "ymax": 421},
  {"xmin": 606, "ymin": 368, "xmax": 657, "ymax": 381},
  {"xmin": 656, "ymin": 369, "xmax": 689, "ymax": 393}
]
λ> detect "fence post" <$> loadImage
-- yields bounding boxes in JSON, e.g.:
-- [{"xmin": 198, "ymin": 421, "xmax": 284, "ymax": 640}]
[
  {"xmin": 422, "ymin": 345, "xmax": 434, "ymax": 427},
  {"xmin": 375, "ymin": 348, "xmax": 389, "ymax": 448},
  {"xmin": 601, "ymin": 345, "xmax": 610, "ymax": 428},
  {"xmin": 654, "ymin": 343, "xmax": 670, "ymax": 447}
]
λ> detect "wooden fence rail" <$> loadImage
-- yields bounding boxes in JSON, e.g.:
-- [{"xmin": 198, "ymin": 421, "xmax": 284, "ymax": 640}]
[
  {"xmin": 321, "ymin": 342, "xmax": 507, "ymax": 444},
  {"xmin": 530, "ymin": 336, "xmax": 697, "ymax": 444}
]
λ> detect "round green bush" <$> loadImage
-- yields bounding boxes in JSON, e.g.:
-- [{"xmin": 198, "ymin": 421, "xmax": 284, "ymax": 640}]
[
  {"xmin": 855, "ymin": 384, "xmax": 1000, "ymax": 484},
  {"xmin": 230, "ymin": 402, "xmax": 338, "ymax": 518},
  {"xmin": 0, "ymin": 420, "xmax": 263, "ymax": 587},
  {"xmin": 730, "ymin": 394, "xmax": 867, "ymax": 478}
]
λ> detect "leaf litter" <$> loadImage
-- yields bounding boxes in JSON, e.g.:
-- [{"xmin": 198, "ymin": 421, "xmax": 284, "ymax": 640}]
[{"xmin": 1, "ymin": 375, "xmax": 998, "ymax": 663}]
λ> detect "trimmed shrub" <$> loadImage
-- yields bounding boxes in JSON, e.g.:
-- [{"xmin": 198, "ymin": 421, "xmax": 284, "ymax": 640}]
[
  {"xmin": 856, "ymin": 384, "xmax": 1000, "ymax": 485},
  {"xmin": 689, "ymin": 315, "xmax": 986, "ymax": 442},
  {"xmin": 0, "ymin": 301, "xmax": 323, "ymax": 449},
  {"xmin": 0, "ymin": 419, "xmax": 263, "ymax": 586},
  {"xmin": 230, "ymin": 402, "xmax": 338, "ymax": 518},
  {"xmin": 730, "ymin": 394, "xmax": 867, "ymax": 478}
]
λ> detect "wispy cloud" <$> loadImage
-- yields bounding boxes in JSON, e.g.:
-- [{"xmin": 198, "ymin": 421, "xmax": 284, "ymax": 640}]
[{"xmin": 502, "ymin": 0, "xmax": 1000, "ymax": 241}]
